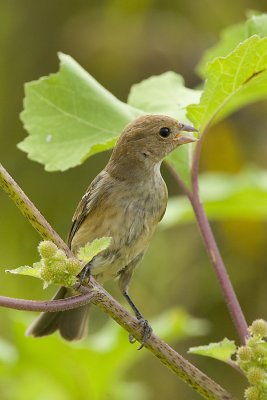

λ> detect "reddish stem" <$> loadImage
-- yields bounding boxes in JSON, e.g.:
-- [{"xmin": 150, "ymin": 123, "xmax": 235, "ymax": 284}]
[
  {"xmin": 168, "ymin": 130, "xmax": 249, "ymax": 344},
  {"xmin": 190, "ymin": 195, "xmax": 248, "ymax": 343},
  {"xmin": 191, "ymin": 134, "xmax": 248, "ymax": 343},
  {"xmin": 0, "ymin": 288, "xmax": 97, "ymax": 311}
]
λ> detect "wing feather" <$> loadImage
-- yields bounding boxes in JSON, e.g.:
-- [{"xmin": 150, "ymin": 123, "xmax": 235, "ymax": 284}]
[{"xmin": 67, "ymin": 171, "xmax": 106, "ymax": 248}]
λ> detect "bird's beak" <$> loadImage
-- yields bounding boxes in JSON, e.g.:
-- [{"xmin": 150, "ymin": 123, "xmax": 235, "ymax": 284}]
[{"xmin": 174, "ymin": 124, "xmax": 199, "ymax": 144}]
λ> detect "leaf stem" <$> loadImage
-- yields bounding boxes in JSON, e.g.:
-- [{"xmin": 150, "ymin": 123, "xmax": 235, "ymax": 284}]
[
  {"xmin": 168, "ymin": 129, "xmax": 248, "ymax": 344},
  {"xmin": 0, "ymin": 161, "xmax": 235, "ymax": 399},
  {"xmin": 190, "ymin": 194, "xmax": 248, "ymax": 344},
  {"xmin": 191, "ymin": 133, "xmax": 248, "ymax": 344}
]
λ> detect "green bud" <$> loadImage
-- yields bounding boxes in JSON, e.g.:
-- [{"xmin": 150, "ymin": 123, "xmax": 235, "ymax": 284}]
[
  {"xmin": 247, "ymin": 367, "xmax": 266, "ymax": 385},
  {"xmin": 250, "ymin": 319, "xmax": 267, "ymax": 339},
  {"xmin": 38, "ymin": 241, "xmax": 58, "ymax": 259},
  {"xmin": 40, "ymin": 259, "xmax": 66, "ymax": 283},
  {"xmin": 65, "ymin": 258, "xmax": 81, "ymax": 275},
  {"xmin": 253, "ymin": 344, "xmax": 267, "ymax": 360},
  {"xmin": 245, "ymin": 386, "xmax": 261, "ymax": 400},
  {"xmin": 39, "ymin": 264, "xmax": 53, "ymax": 283},
  {"xmin": 53, "ymin": 249, "xmax": 67, "ymax": 261},
  {"xmin": 247, "ymin": 336, "xmax": 260, "ymax": 349},
  {"xmin": 237, "ymin": 346, "xmax": 253, "ymax": 362},
  {"xmin": 64, "ymin": 275, "xmax": 78, "ymax": 287}
]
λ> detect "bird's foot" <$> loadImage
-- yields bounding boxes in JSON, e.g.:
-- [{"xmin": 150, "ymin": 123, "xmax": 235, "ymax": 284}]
[
  {"xmin": 78, "ymin": 262, "xmax": 92, "ymax": 288},
  {"xmin": 129, "ymin": 318, "xmax": 152, "ymax": 350}
]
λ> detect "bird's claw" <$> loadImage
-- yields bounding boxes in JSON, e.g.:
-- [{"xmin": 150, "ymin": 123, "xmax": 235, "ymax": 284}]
[
  {"xmin": 128, "ymin": 334, "xmax": 136, "ymax": 344},
  {"xmin": 128, "ymin": 318, "xmax": 152, "ymax": 350},
  {"xmin": 138, "ymin": 319, "xmax": 152, "ymax": 350}
]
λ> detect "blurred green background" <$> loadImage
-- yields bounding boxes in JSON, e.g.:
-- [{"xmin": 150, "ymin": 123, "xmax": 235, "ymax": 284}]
[{"xmin": 1, "ymin": 1, "xmax": 267, "ymax": 399}]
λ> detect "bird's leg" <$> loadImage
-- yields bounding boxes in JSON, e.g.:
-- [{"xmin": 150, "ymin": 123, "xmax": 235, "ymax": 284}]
[
  {"xmin": 118, "ymin": 253, "xmax": 152, "ymax": 349},
  {"xmin": 122, "ymin": 289, "xmax": 152, "ymax": 350},
  {"xmin": 78, "ymin": 261, "xmax": 92, "ymax": 287}
]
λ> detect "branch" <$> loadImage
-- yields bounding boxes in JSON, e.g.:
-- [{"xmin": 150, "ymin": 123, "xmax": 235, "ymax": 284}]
[
  {"xmin": 0, "ymin": 287, "xmax": 98, "ymax": 311},
  {"xmin": 0, "ymin": 162, "xmax": 235, "ymax": 400},
  {"xmin": 0, "ymin": 163, "xmax": 71, "ymax": 256}
]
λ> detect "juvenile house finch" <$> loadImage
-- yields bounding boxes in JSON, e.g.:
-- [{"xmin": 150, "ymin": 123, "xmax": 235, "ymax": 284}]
[{"xmin": 27, "ymin": 114, "xmax": 197, "ymax": 346}]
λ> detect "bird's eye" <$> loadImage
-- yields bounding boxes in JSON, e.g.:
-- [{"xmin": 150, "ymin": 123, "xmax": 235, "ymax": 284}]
[{"xmin": 159, "ymin": 127, "xmax": 171, "ymax": 138}]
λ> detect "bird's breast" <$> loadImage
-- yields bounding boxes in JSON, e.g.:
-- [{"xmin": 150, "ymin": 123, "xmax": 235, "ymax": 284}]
[{"xmin": 72, "ymin": 174, "xmax": 167, "ymax": 282}]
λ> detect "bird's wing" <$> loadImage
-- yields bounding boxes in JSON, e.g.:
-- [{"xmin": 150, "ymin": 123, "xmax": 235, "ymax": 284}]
[{"xmin": 67, "ymin": 171, "xmax": 106, "ymax": 248}]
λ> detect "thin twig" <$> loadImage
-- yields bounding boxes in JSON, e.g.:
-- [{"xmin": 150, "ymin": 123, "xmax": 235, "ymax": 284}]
[
  {"xmin": 0, "ymin": 161, "xmax": 235, "ymax": 399},
  {"xmin": 0, "ymin": 288, "xmax": 98, "ymax": 311}
]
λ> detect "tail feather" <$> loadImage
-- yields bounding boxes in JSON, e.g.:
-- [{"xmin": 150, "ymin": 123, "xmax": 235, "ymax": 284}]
[{"xmin": 26, "ymin": 287, "xmax": 90, "ymax": 341}]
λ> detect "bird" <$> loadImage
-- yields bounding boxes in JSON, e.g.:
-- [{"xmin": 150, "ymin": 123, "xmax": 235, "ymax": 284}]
[{"xmin": 27, "ymin": 114, "xmax": 198, "ymax": 346}]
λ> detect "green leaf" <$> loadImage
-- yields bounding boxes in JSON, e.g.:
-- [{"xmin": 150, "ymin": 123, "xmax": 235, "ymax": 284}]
[
  {"xmin": 78, "ymin": 237, "xmax": 112, "ymax": 264},
  {"xmin": 161, "ymin": 168, "xmax": 267, "ymax": 227},
  {"xmin": 6, "ymin": 265, "xmax": 41, "ymax": 278},
  {"xmin": 128, "ymin": 71, "xmax": 201, "ymax": 120},
  {"xmin": 197, "ymin": 13, "xmax": 267, "ymax": 77},
  {"xmin": 188, "ymin": 338, "xmax": 236, "ymax": 363},
  {"xmin": 188, "ymin": 35, "xmax": 267, "ymax": 131},
  {"xmin": 128, "ymin": 72, "xmax": 201, "ymax": 186},
  {"xmin": 19, "ymin": 53, "xmax": 142, "ymax": 171}
]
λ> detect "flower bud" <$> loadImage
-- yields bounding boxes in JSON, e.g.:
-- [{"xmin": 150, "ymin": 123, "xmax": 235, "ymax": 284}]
[
  {"xmin": 38, "ymin": 241, "xmax": 58, "ymax": 259},
  {"xmin": 245, "ymin": 386, "xmax": 261, "ymax": 400},
  {"xmin": 249, "ymin": 319, "xmax": 267, "ymax": 339},
  {"xmin": 53, "ymin": 249, "xmax": 67, "ymax": 261},
  {"xmin": 40, "ymin": 259, "xmax": 66, "ymax": 283},
  {"xmin": 65, "ymin": 258, "xmax": 81, "ymax": 275},
  {"xmin": 247, "ymin": 366, "xmax": 266, "ymax": 385},
  {"xmin": 237, "ymin": 346, "xmax": 252, "ymax": 362}
]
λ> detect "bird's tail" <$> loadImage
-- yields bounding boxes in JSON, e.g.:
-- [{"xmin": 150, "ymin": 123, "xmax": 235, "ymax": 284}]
[{"xmin": 26, "ymin": 287, "xmax": 90, "ymax": 341}]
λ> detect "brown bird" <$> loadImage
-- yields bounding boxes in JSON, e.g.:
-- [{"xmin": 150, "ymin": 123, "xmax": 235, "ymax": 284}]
[{"xmin": 27, "ymin": 114, "xmax": 197, "ymax": 346}]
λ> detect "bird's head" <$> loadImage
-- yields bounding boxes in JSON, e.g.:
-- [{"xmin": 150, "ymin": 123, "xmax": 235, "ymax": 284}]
[{"xmin": 107, "ymin": 114, "xmax": 198, "ymax": 179}]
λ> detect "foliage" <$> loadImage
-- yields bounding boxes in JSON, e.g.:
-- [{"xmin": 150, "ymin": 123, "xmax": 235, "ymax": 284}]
[
  {"xmin": 189, "ymin": 320, "xmax": 267, "ymax": 400},
  {"xmin": 162, "ymin": 167, "xmax": 267, "ymax": 227},
  {"xmin": 0, "ymin": 309, "xmax": 208, "ymax": 400},
  {"xmin": 188, "ymin": 338, "xmax": 236, "ymax": 363},
  {"xmin": 19, "ymin": 12, "xmax": 267, "ymax": 194},
  {"xmin": 188, "ymin": 35, "xmax": 267, "ymax": 130},
  {"xmin": 6, "ymin": 238, "xmax": 111, "ymax": 288},
  {"xmin": 19, "ymin": 53, "xmax": 141, "ymax": 172},
  {"xmin": 3, "ymin": 8, "xmax": 267, "ymax": 400},
  {"xmin": 197, "ymin": 13, "xmax": 267, "ymax": 77}
]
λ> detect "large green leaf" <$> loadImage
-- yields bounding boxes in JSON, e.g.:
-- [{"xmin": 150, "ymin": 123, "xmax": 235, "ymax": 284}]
[
  {"xmin": 188, "ymin": 36, "xmax": 267, "ymax": 131},
  {"xmin": 128, "ymin": 72, "xmax": 201, "ymax": 185},
  {"xmin": 162, "ymin": 168, "xmax": 267, "ymax": 227},
  {"xmin": 19, "ymin": 53, "xmax": 142, "ymax": 171},
  {"xmin": 128, "ymin": 71, "xmax": 201, "ymax": 120},
  {"xmin": 197, "ymin": 13, "xmax": 267, "ymax": 77}
]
